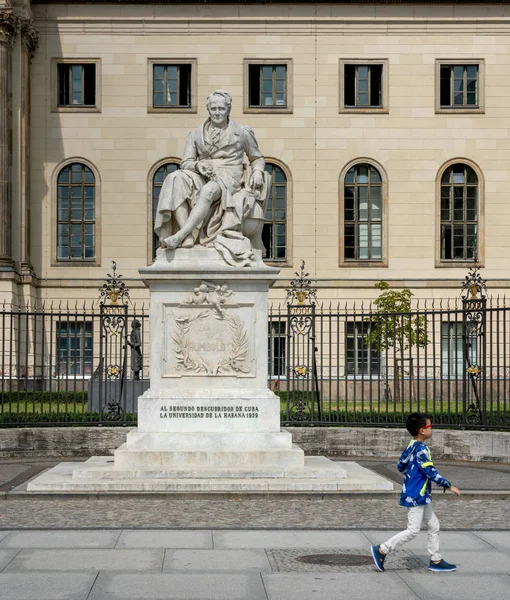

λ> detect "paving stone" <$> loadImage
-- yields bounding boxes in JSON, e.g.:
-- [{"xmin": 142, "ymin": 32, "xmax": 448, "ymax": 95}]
[
  {"xmin": 0, "ymin": 529, "xmax": 120, "ymax": 548},
  {"xmin": 3, "ymin": 549, "xmax": 165, "ymax": 572},
  {"xmin": 0, "ymin": 549, "xmax": 20, "ymax": 571},
  {"xmin": 399, "ymin": 573, "xmax": 510, "ymax": 600},
  {"xmin": 363, "ymin": 530, "xmax": 494, "ymax": 551},
  {"xmin": 0, "ymin": 572, "xmax": 96, "ymax": 600},
  {"xmin": 213, "ymin": 530, "xmax": 369, "ymax": 549},
  {"xmin": 412, "ymin": 549, "xmax": 510, "ymax": 574},
  {"xmin": 266, "ymin": 547, "xmax": 424, "ymax": 573},
  {"xmin": 116, "ymin": 529, "xmax": 213, "ymax": 548},
  {"xmin": 262, "ymin": 572, "xmax": 417, "ymax": 600},
  {"xmin": 164, "ymin": 549, "xmax": 271, "ymax": 572},
  {"xmin": 474, "ymin": 531, "xmax": 510, "ymax": 552},
  {"xmin": 87, "ymin": 572, "xmax": 268, "ymax": 599}
]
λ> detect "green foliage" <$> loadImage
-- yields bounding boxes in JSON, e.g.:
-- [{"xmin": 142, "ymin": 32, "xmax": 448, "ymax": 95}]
[
  {"xmin": 0, "ymin": 391, "xmax": 88, "ymax": 404},
  {"xmin": 365, "ymin": 281, "xmax": 429, "ymax": 352}
]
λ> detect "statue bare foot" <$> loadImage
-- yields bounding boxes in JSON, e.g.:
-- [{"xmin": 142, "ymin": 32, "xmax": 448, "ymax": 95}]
[{"xmin": 163, "ymin": 234, "xmax": 182, "ymax": 250}]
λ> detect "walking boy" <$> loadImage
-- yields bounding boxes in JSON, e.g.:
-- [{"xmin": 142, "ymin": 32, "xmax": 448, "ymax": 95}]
[{"xmin": 371, "ymin": 412, "xmax": 461, "ymax": 572}]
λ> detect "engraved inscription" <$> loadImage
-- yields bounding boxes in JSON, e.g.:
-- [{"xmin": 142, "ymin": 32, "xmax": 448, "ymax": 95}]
[{"xmin": 159, "ymin": 405, "xmax": 260, "ymax": 419}]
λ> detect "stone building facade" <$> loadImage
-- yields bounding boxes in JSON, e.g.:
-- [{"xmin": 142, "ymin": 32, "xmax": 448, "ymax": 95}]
[{"xmin": 1, "ymin": 0, "xmax": 510, "ymax": 307}]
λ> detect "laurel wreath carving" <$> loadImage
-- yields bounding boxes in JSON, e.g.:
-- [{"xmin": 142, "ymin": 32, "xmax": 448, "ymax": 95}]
[{"xmin": 172, "ymin": 309, "xmax": 250, "ymax": 375}]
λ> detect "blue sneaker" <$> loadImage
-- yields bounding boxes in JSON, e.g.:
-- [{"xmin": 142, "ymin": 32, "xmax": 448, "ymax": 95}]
[
  {"xmin": 428, "ymin": 559, "xmax": 456, "ymax": 572},
  {"xmin": 370, "ymin": 545, "xmax": 386, "ymax": 572}
]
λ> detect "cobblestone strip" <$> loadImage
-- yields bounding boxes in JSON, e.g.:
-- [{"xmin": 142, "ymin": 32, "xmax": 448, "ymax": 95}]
[{"xmin": 0, "ymin": 494, "xmax": 509, "ymax": 530}]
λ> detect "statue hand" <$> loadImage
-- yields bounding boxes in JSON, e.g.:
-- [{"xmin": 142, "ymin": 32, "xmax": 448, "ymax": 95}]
[
  {"xmin": 197, "ymin": 161, "xmax": 214, "ymax": 179},
  {"xmin": 249, "ymin": 170, "xmax": 264, "ymax": 192}
]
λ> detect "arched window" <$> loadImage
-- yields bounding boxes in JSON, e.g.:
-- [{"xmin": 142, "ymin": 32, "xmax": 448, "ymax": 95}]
[
  {"xmin": 343, "ymin": 163, "xmax": 382, "ymax": 261},
  {"xmin": 152, "ymin": 162, "xmax": 180, "ymax": 258},
  {"xmin": 440, "ymin": 163, "xmax": 478, "ymax": 261},
  {"xmin": 262, "ymin": 163, "xmax": 287, "ymax": 261},
  {"xmin": 57, "ymin": 163, "xmax": 95, "ymax": 261}
]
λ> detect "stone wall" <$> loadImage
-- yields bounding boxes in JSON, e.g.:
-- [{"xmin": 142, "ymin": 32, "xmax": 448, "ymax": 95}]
[{"xmin": 1, "ymin": 426, "xmax": 508, "ymax": 463}]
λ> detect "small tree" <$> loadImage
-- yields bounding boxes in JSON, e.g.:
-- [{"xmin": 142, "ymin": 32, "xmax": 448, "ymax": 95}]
[{"xmin": 365, "ymin": 281, "xmax": 429, "ymax": 402}]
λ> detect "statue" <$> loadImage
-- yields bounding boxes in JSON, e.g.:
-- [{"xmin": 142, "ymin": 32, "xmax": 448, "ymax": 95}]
[
  {"xmin": 154, "ymin": 90, "xmax": 270, "ymax": 267},
  {"xmin": 127, "ymin": 319, "xmax": 142, "ymax": 380}
]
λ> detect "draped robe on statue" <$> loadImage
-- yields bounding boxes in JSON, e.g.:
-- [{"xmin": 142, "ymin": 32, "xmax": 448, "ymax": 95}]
[{"xmin": 154, "ymin": 118, "xmax": 267, "ymax": 267}]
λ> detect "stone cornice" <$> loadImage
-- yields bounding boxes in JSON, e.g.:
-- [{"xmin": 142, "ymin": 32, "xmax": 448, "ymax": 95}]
[{"xmin": 32, "ymin": 15, "xmax": 510, "ymax": 36}]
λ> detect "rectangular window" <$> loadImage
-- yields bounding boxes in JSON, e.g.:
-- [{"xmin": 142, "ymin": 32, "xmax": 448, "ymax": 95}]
[
  {"xmin": 152, "ymin": 64, "xmax": 191, "ymax": 108},
  {"xmin": 441, "ymin": 322, "xmax": 477, "ymax": 378},
  {"xmin": 340, "ymin": 59, "xmax": 388, "ymax": 113},
  {"xmin": 268, "ymin": 320, "xmax": 286, "ymax": 377},
  {"xmin": 436, "ymin": 60, "xmax": 484, "ymax": 113},
  {"xmin": 147, "ymin": 59, "xmax": 197, "ymax": 113},
  {"xmin": 244, "ymin": 59, "xmax": 292, "ymax": 113},
  {"xmin": 57, "ymin": 63, "xmax": 96, "ymax": 107},
  {"xmin": 249, "ymin": 64, "xmax": 287, "ymax": 108},
  {"xmin": 440, "ymin": 64, "xmax": 478, "ymax": 107},
  {"xmin": 56, "ymin": 322, "xmax": 93, "ymax": 376},
  {"xmin": 345, "ymin": 322, "xmax": 380, "ymax": 376}
]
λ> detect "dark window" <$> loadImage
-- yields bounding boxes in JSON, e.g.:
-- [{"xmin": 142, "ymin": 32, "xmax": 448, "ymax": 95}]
[
  {"xmin": 249, "ymin": 64, "xmax": 287, "ymax": 108},
  {"xmin": 262, "ymin": 163, "xmax": 287, "ymax": 261},
  {"xmin": 56, "ymin": 322, "xmax": 93, "ymax": 376},
  {"xmin": 57, "ymin": 163, "xmax": 95, "ymax": 261},
  {"xmin": 344, "ymin": 64, "xmax": 382, "ymax": 108},
  {"xmin": 58, "ymin": 64, "xmax": 96, "ymax": 107},
  {"xmin": 440, "ymin": 164, "xmax": 478, "ymax": 261},
  {"xmin": 152, "ymin": 64, "xmax": 191, "ymax": 107},
  {"xmin": 268, "ymin": 320, "xmax": 286, "ymax": 377},
  {"xmin": 344, "ymin": 164, "xmax": 382, "ymax": 261},
  {"xmin": 440, "ymin": 64, "xmax": 478, "ymax": 107},
  {"xmin": 152, "ymin": 162, "xmax": 180, "ymax": 258},
  {"xmin": 346, "ymin": 321, "xmax": 380, "ymax": 376}
]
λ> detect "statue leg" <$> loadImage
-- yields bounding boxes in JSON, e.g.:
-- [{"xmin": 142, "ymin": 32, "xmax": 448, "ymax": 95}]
[
  {"xmin": 164, "ymin": 182, "xmax": 221, "ymax": 250},
  {"xmin": 173, "ymin": 205, "xmax": 194, "ymax": 248}
]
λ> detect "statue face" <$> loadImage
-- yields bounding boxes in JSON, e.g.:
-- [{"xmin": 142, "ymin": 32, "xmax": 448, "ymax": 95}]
[{"xmin": 207, "ymin": 96, "xmax": 230, "ymax": 126}]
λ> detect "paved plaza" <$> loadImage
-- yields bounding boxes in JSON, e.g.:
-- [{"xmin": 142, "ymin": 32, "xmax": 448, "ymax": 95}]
[{"xmin": 0, "ymin": 457, "xmax": 509, "ymax": 599}]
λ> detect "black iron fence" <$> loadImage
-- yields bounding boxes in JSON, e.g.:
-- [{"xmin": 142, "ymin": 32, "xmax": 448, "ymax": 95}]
[
  {"xmin": 269, "ymin": 298, "xmax": 510, "ymax": 429},
  {"xmin": 1, "ymin": 294, "xmax": 509, "ymax": 429}
]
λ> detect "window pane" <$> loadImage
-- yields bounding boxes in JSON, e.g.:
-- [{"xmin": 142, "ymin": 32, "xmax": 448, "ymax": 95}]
[
  {"xmin": 453, "ymin": 187, "xmax": 464, "ymax": 221},
  {"xmin": 441, "ymin": 187, "xmax": 451, "ymax": 221},
  {"xmin": 358, "ymin": 187, "xmax": 368, "ymax": 221},
  {"xmin": 58, "ymin": 167, "xmax": 69, "ymax": 184},
  {"xmin": 344, "ymin": 187, "xmax": 355, "ymax": 221},
  {"xmin": 371, "ymin": 224, "xmax": 382, "ymax": 259},
  {"xmin": 358, "ymin": 223, "xmax": 369, "ymax": 259},
  {"xmin": 345, "ymin": 167, "xmax": 355, "ymax": 184},
  {"xmin": 466, "ymin": 167, "xmax": 477, "ymax": 185},
  {"xmin": 344, "ymin": 65, "xmax": 356, "ymax": 106},
  {"xmin": 344, "ymin": 224, "xmax": 355, "ymax": 259},
  {"xmin": 452, "ymin": 166, "xmax": 464, "ymax": 185},
  {"xmin": 357, "ymin": 165, "xmax": 368, "ymax": 184},
  {"xmin": 369, "ymin": 167, "xmax": 381, "ymax": 184},
  {"xmin": 440, "ymin": 65, "xmax": 451, "ymax": 106},
  {"xmin": 370, "ymin": 186, "xmax": 381, "ymax": 220}
]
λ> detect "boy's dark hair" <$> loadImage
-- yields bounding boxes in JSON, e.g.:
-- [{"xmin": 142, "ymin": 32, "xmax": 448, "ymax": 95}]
[{"xmin": 406, "ymin": 412, "xmax": 431, "ymax": 436}]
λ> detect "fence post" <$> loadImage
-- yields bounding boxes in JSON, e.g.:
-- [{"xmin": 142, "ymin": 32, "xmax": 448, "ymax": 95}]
[{"xmin": 461, "ymin": 260, "xmax": 487, "ymax": 426}]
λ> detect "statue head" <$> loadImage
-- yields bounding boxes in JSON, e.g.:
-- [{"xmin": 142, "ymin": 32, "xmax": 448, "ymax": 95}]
[
  {"xmin": 206, "ymin": 89, "xmax": 232, "ymax": 127},
  {"xmin": 131, "ymin": 319, "xmax": 141, "ymax": 329}
]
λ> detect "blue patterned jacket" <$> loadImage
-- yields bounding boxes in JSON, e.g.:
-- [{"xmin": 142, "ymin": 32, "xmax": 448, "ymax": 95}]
[{"xmin": 398, "ymin": 440, "xmax": 451, "ymax": 507}]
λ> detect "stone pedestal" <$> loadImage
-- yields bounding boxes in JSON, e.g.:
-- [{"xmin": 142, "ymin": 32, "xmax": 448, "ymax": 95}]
[{"xmin": 27, "ymin": 248, "xmax": 393, "ymax": 492}]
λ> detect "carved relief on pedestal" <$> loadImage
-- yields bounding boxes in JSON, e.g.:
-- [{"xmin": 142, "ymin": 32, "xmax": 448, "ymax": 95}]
[{"xmin": 164, "ymin": 282, "xmax": 255, "ymax": 377}]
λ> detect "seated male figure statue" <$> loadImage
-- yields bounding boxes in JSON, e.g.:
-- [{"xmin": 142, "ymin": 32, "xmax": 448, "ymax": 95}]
[{"xmin": 154, "ymin": 89, "xmax": 269, "ymax": 267}]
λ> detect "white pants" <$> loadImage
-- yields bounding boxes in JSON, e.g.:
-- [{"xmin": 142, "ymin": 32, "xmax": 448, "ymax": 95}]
[{"xmin": 380, "ymin": 504, "xmax": 441, "ymax": 562}]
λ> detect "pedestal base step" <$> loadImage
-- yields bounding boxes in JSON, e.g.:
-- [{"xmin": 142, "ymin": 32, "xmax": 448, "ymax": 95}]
[{"xmin": 26, "ymin": 457, "xmax": 395, "ymax": 493}]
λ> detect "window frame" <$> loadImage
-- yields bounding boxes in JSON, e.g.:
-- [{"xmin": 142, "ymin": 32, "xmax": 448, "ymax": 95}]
[
  {"xmin": 51, "ymin": 58, "xmax": 101, "ymax": 113},
  {"xmin": 51, "ymin": 158, "xmax": 101, "ymax": 267},
  {"xmin": 268, "ymin": 319, "xmax": 287, "ymax": 379},
  {"xmin": 435, "ymin": 158, "xmax": 484, "ymax": 268},
  {"xmin": 339, "ymin": 58, "xmax": 389, "ymax": 114},
  {"xmin": 148, "ymin": 158, "xmax": 182, "ymax": 263},
  {"xmin": 244, "ymin": 59, "xmax": 293, "ymax": 114},
  {"xmin": 339, "ymin": 158, "xmax": 388, "ymax": 267},
  {"xmin": 435, "ymin": 59, "xmax": 485, "ymax": 114},
  {"xmin": 147, "ymin": 58, "xmax": 197, "ymax": 114},
  {"xmin": 262, "ymin": 158, "xmax": 292, "ymax": 267}
]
